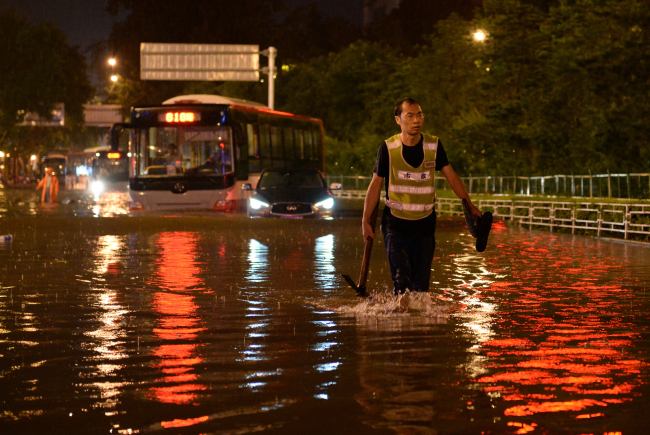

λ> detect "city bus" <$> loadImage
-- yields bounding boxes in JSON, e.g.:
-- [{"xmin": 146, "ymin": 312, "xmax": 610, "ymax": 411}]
[
  {"xmin": 111, "ymin": 94, "xmax": 325, "ymax": 211},
  {"xmin": 91, "ymin": 149, "xmax": 129, "ymax": 183}
]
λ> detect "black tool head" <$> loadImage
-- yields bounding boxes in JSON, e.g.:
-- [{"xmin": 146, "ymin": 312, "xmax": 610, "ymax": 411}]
[
  {"xmin": 476, "ymin": 211, "xmax": 493, "ymax": 252},
  {"xmin": 341, "ymin": 274, "xmax": 368, "ymax": 297},
  {"xmin": 341, "ymin": 274, "xmax": 357, "ymax": 291},
  {"xmin": 462, "ymin": 198, "xmax": 479, "ymax": 238}
]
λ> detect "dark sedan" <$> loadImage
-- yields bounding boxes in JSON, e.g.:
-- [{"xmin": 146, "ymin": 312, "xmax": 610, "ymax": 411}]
[{"xmin": 245, "ymin": 169, "xmax": 337, "ymax": 218}]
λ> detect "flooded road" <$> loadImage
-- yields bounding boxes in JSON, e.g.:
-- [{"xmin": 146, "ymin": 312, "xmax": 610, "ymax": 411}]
[{"xmin": 1, "ymin": 189, "xmax": 649, "ymax": 434}]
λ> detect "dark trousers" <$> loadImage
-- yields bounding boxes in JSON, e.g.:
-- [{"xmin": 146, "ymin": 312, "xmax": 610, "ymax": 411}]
[{"xmin": 382, "ymin": 228, "xmax": 435, "ymax": 295}]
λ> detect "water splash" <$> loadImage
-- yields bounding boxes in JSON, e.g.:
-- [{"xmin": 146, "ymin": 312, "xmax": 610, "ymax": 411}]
[{"xmin": 337, "ymin": 289, "xmax": 451, "ymax": 319}]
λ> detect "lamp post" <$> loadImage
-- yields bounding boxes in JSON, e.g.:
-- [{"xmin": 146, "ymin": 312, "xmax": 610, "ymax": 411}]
[{"xmin": 473, "ymin": 30, "xmax": 486, "ymax": 42}]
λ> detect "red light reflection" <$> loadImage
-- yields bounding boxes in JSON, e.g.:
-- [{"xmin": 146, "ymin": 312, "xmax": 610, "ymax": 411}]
[
  {"xmin": 475, "ymin": 232, "xmax": 649, "ymax": 433},
  {"xmin": 149, "ymin": 232, "xmax": 206, "ymax": 405}
]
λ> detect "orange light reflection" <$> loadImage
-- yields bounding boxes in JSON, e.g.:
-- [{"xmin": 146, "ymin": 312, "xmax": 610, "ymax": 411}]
[
  {"xmin": 475, "ymin": 231, "xmax": 649, "ymax": 433},
  {"xmin": 149, "ymin": 232, "xmax": 206, "ymax": 405}
]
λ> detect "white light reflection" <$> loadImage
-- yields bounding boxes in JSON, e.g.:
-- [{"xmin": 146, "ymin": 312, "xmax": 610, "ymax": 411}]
[
  {"xmin": 84, "ymin": 235, "xmax": 129, "ymax": 409},
  {"xmin": 239, "ymin": 300, "xmax": 270, "ymax": 362},
  {"xmin": 312, "ymin": 341, "xmax": 338, "ymax": 351},
  {"xmin": 449, "ymin": 254, "xmax": 498, "ymax": 379},
  {"xmin": 315, "ymin": 362, "xmax": 340, "ymax": 372},
  {"xmin": 314, "ymin": 234, "xmax": 335, "ymax": 290},
  {"xmin": 247, "ymin": 239, "xmax": 268, "ymax": 283}
]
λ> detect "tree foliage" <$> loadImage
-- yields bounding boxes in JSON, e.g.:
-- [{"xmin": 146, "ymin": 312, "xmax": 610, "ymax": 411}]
[
  {"xmin": 0, "ymin": 9, "xmax": 93, "ymax": 145},
  {"xmin": 276, "ymin": 0, "xmax": 650, "ymax": 176}
]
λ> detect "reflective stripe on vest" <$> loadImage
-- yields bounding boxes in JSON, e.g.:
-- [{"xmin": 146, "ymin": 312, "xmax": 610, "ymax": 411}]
[
  {"xmin": 384, "ymin": 199, "xmax": 435, "ymax": 212},
  {"xmin": 384, "ymin": 133, "xmax": 438, "ymax": 220}
]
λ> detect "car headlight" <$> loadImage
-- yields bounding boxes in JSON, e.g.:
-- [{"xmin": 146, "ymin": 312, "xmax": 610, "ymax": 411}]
[
  {"xmin": 250, "ymin": 197, "xmax": 270, "ymax": 210},
  {"xmin": 315, "ymin": 197, "xmax": 334, "ymax": 209}
]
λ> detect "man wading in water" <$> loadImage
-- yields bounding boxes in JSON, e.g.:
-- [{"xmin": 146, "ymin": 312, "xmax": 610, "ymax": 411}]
[{"xmin": 362, "ymin": 97, "xmax": 484, "ymax": 296}]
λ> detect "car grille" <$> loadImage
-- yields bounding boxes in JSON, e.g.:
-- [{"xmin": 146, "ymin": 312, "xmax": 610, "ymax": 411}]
[{"xmin": 271, "ymin": 203, "xmax": 312, "ymax": 215}]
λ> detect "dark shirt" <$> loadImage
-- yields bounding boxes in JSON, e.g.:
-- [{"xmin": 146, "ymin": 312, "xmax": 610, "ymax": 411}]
[{"xmin": 373, "ymin": 135, "xmax": 450, "ymax": 237}]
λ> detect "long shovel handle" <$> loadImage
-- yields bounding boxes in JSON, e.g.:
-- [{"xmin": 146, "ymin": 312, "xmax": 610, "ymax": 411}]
[
  {"xmin": 358, "ymin": 237, "xmax": 374, "ymax": 288},
  {"xmin": 358, "ymin": 204, "xmax": 379, "ymax": 289}
]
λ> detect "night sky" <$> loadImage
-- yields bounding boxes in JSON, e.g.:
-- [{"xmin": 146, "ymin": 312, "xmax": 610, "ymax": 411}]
[{"xmin": 0, "ymin": 0, "xmax": 364, "ymax": 52}]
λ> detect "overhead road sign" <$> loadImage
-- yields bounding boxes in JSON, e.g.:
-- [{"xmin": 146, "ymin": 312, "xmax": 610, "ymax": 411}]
[
  {"xmin": 140, "ymin": 43, "xmax": 260, "ymax": 81},
  {"xmin": 83, "ymin": 104, "xmax": 123, "ymax": 127}
]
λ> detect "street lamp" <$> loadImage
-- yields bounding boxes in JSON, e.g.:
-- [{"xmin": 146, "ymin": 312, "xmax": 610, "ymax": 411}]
[
  {"xmin": 108, "ymin": 57, "xmax": 118, "ymax": 83},
  {"xmin": 473, "ymin": 30, "xmax": 486, "ymax": 42}
]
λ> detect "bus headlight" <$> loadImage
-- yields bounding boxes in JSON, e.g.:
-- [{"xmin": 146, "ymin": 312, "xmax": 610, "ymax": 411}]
[
  {"xmin": 250, "ymin": 197, "xmax": 270, "ymax": 210},
  {"xmin": 315, "ymin": 198, "xmax": 334, "ymax": 209},
  {"xmin": 91, "ymin": 180, "xmax": 104, "ymax": 195}
]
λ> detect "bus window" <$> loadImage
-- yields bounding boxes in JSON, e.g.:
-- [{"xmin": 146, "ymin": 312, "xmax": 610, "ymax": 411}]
[
  {"xmin": 283, "ymin": 127, "xmax": 295, "ymax": 161},
  {"xmin": 314, "ymin": 130, "xmax": 323, "ymax": 160},
  {"xmin": 296, "ymin": 130, "xmax": 305, "ymax": 160},
  {"xmin": 259, "ymin": 124, "xmax": 271, "ymax": 158},
  {"xmin": 271, "ymin": 126, "xmax": 282, "ymax": 159},
  {"xmin": 304, "ymin": 129, "xmax": 314, "ymax": 160},
  {"xmin": 247, "ymin": 124, "xmax": 258, "ymax": 158}
]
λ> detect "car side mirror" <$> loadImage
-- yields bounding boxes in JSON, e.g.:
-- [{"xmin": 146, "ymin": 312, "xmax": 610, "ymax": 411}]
[
  {"xmin": 242, "ymin": 183, "xmax": 253, "ymax": 191},
  {"xmin": 329, "ymin": 182, "xmax": 342, "ymax": 190}
]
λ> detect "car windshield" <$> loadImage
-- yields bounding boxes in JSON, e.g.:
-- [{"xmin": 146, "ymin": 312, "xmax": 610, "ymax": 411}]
[{"xmin": 258, "ymin": 171, "xmax": 325, "ymax": 189}]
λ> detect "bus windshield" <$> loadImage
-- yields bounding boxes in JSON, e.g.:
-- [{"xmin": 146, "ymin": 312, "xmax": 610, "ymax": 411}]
[
  {"xmin": 258, "ymin": 170, "xmax": 325, "ymax": 189},
  {"xmin": 43, "ymin": 157, "xmax": 66, "ymax": 175},
  {"xmin": 135, "ymin": 126, "xmax": 233, "ymax": 176}
]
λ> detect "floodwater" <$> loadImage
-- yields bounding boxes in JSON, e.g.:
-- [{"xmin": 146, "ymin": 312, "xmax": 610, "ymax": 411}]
[{"xmin": 1, "ymin": 187, "xmax": 650, "ymax": 434}]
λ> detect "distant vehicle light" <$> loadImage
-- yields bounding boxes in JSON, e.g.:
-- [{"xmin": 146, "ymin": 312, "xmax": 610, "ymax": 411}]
[
  {"xmin": 91, "ymin": 181, "xmax": 104, "ymax": 195},
  {"xmin": 107, "ymin": 152, "xmax": 121, "ymax": 159},
  {"xmin": 315, "ymin": 198, "xmax": 334, "ymax": 209},
  {"xmin": 250, "ymin": 198, "xmax": 269, "ymax": 210}
]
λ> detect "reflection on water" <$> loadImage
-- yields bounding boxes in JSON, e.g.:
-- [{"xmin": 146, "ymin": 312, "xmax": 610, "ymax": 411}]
[
  {"xmin": 472, "ymin": 233, "xmax": 650, "ymax": 433},
  {"xmin": 247, "ymin": 239, "xmax": 269, "ymax": 284},
  {"xmin": 149, "ymin": 232, "xmax": 206, "ymax": 405},
  {"xmin": 84, "ymin": 235, "xmax": 128, "ymax": 409},
  {"xmin": 0, "ymin": 217, "xmax": 648, "ymax": 434},
  {"xmin": 0, "ymin": 185, "xmax": 130, "ymax": 218}
]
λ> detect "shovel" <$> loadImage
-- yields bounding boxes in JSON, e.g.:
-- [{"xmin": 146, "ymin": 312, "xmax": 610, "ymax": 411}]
[{"xmin": 342, "ymin": 204, "xmax": 378, "ymax": 297}]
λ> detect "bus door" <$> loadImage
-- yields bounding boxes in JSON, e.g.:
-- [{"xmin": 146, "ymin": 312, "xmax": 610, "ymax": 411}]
[{"xmin": 110, "ymin": 123, "xmax": 133, "ymax": 177}]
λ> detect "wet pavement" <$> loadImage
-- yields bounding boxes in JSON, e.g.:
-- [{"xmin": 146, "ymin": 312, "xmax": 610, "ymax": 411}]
[{"xmin": 1, "ymin": 187, "xmax": 649, "ymax": 434}]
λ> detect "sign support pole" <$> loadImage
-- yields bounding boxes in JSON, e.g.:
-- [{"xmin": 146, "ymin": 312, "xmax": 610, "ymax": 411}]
[{"xmin": 262, "ymin": 47, "xmax": 277, "ymax": 110}]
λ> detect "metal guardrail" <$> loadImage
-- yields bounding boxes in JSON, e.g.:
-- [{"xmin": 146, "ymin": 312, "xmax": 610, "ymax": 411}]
[
  {"xmin": 327, "ymin": 173, "xmax": 650, "ymax": 199},
  {"xmin": 437, "ymin": 198, "xmax": 650, "ymax": 240},
  {"xmin": 330, "ymin": 189, "xmax": 650, "ymax": 240}
]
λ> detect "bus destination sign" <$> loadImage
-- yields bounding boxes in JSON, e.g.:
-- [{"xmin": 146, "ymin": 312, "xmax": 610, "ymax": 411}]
[{"xmin": 158, "ymin": 111, "xmax": 201, "ymax": 123}]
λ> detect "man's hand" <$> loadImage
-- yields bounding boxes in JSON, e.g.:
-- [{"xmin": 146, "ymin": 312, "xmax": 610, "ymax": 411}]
[{"xmin": 468, "ymin": 201, "xmax": 482, "ymax": 218}]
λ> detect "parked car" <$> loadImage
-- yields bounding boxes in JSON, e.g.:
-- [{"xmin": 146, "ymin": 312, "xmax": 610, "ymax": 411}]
[{"xmin": 244, "ymin": 169, "xmax": 339, "ymax": 218}]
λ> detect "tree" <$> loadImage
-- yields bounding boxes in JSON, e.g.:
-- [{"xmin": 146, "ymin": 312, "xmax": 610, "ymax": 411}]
[
  {"xmin": 0, "ymin": 10, "xmax": 93, "ymax": 145},
  {"xmin": 449, "ymin": 0, "xmax": 650, "ymax": 175}
]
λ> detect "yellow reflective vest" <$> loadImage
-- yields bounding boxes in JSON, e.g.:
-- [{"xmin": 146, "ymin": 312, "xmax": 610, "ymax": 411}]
[{"xmin": 384, "ymin": 133, "xmax": 438, "ymax": 220}]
